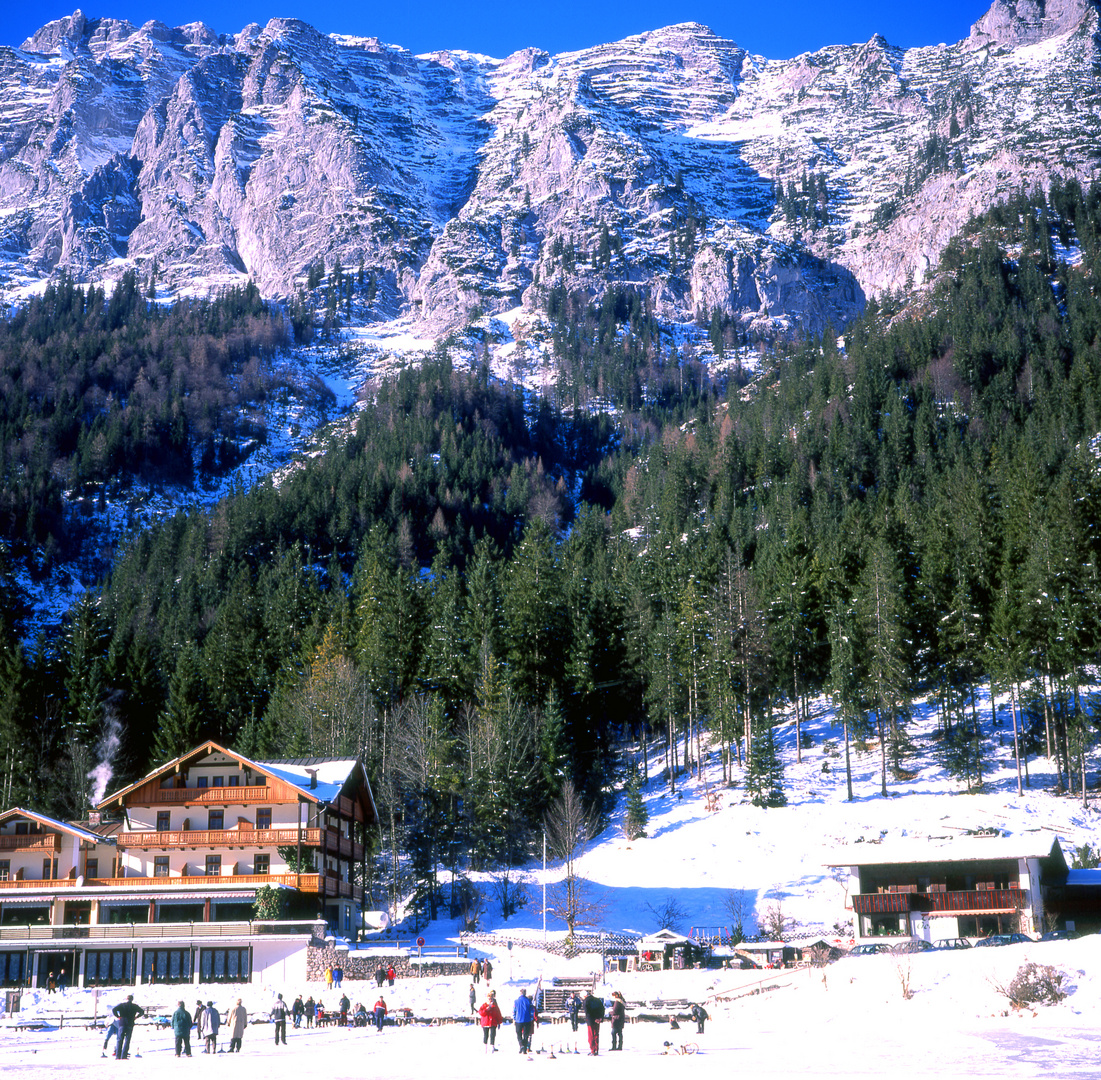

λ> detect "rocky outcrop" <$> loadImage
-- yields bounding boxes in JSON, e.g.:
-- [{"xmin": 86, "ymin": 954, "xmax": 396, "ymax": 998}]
[{"xmin": 1, "ymin": 3, "xmax": 1101, "ymax": 337}]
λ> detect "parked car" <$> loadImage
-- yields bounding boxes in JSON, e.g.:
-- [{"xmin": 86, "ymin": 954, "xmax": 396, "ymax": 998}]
[
  {"xmin": 891, "ymin": 939, "xmax": 934, "ymax": 954},
  {"xmin": 1039, "ymin": 929, "xmax": 1077, "ymax": 942},
  {"xmin": 930, "ymin": 937, "xmax": 972, "ymax": 951},
  {"xmin": 846, "ymin": 943, "xmax": 893, "ymax": 956},
  {"xmin": 973, "ymin": 933, "xmax": 1032, "ymax": 948}
]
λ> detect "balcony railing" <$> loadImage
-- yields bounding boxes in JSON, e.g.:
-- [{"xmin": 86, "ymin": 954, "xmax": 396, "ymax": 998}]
[
  {"xmin": 0, "ymin": 834, "xmax": 61, "ymax": 852},
  {"xmin": 117, "ymin": 828, "xmax": 321, "ymax": 849},
  {"xmin": 853, "ymin": 887, "xmax": 1026, "ymax": 916},
  {"xmin": 147, "ymin": 786, "xmax": 272, "ymax": 804},
  {"xmin": 0, "ymin": 872, "xmax": 321, "ymax": 892}
]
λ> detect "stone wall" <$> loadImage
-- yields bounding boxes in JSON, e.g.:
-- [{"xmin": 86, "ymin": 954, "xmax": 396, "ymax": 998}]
[{"xmin": 306, "ymin": 945, "xmax": 471, "ymax": 982}]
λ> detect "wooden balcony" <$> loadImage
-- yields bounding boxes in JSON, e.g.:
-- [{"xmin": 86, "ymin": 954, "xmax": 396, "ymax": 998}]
[
  {"xmin": 853, "ymin": 887, "xmax": 1025, "ymax": 916},
  {"xmin": 117, "ymin": 828, "xmax": 321, "ymax": 849},
  {"xmin": 0, "ymin": 834, "xmax": 61, "ymax": 852},
  {"xmin": 145, "ymin": 785, "xmax": 272, "ymax": 805}
]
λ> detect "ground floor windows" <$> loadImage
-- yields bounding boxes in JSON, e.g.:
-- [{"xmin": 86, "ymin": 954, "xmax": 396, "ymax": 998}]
[
  {"xmin": 199, "ymin": 947, "xmax": 249, "ymax": 983},
  {"xmin": 0, "ymin": 952, "xmax": 26, "ymax": 986},
  {"xmin": 142, "ymin": 948, "xmax": 192, "ymax": 984},
  {"xmin": 84, "ymin": 950, "xmax": 134, "ymax": 986}
]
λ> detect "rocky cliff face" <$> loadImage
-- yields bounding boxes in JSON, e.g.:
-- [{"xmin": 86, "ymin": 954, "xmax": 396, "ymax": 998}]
[{"xmin": 1, "ymin": 4, "xmax": 1100, "ymax": 337}]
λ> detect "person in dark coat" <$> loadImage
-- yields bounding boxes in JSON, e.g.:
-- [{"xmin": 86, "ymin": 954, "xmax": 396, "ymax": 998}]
[
  {"xmin": 171, "ymin": 1001, "xmax": 193, "ymax": 1058},
  {"xmin": 292, "ymin": 994, "xmax": 304, "ymax": 1028},
  {"xmin": 482, "ymin": 958, "xmax": 493, "ymax": 982},
  {"xmin": 305, "ymin": 995, "xmax": 316, "ymax": 1028},
  {"xmin": 567, "ymin": 991, "xmax": 582, "ymax": 1051},
  {"xmin": 468, "ymin": 984, "xmax": 477, "ymax": 1014},
  {"xmin": 690, "ymin": 1002, "xmax": 709, "ymax": 1033},
  {"xmin": 270, "ymin": 993, "xmax": 291, "ymax": 1044},
  {"xmin": 112, "ymin": 994, "xmax": 145, "ymax": 1060},
  {"xmin": 513, "ymin": 987, "xmax": 535, "ymax": 1054},
  {"xmin": 582, "ymin": 990, "xmax": 605, "ymax": 1056},
  {"xmin": 609, "ymin": 991, "xmax": 626, "ymax": 1051},
  {"xmin": 376, "ymin": 965, "xmax": 386, "ymax": 988}
]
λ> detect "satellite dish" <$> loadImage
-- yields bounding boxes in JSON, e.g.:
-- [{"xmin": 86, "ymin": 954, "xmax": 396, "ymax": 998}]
[{"xmin": 75, "ymin": 875, "xmax": 84, "ymax": 887}]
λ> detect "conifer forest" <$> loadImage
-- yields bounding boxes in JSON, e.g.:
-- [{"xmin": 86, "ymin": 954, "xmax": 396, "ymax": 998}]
[{"xmin": 2, "ymin": 182, "xmax": 1101, "ymax": 914}]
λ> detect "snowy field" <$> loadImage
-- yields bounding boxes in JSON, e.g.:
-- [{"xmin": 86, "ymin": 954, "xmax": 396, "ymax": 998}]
[
  {"xmin": 3, "ymin": 687, "xmax": 1100, "ymax": 1076},
  {"xmin": 2, "ymin": 936, "xmax": 1099, "ymax": 1078}
]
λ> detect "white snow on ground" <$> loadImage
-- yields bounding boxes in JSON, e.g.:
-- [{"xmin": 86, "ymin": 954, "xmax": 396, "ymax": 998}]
[{"xmin": 2, "ymin": 688, "xmax": 1100, "ymax": 1074}]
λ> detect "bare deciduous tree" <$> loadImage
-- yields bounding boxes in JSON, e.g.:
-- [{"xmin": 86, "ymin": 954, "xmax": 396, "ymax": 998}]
[{"xmin": 544, "ymin": 779, "xmax": 604, "ymax": 942}]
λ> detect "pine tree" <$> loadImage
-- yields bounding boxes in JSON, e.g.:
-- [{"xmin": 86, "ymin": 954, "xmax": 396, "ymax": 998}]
[
  {"xmin": 624, "ymin": 767, "xmax": 648, "ymax": 839},
  {"xmin": 745, "ymin": 721, "xmax": 786, "ymax": 808}
]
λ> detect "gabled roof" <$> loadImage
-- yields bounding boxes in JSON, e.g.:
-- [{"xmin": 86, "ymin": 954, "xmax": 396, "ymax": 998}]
[
  {"xmin": 0, "ymin": 807, "xmax": 115, "ymax": 846},
  {"xmin": 96, "ymin": 740, "xmax": 377, "ymax": 821},
  {"xmin": 826, "ymin": 835, "xmax": 1067, "ymax": 870},
  {"xmin": 638, "ymin": 928, "xmax": 698, "ymax": 947}
]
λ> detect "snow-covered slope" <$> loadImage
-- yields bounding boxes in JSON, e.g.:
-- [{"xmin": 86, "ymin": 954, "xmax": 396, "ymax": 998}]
[{"xmin": 2, "ymin": 2, "xmax": 1101, "ymax": 336}]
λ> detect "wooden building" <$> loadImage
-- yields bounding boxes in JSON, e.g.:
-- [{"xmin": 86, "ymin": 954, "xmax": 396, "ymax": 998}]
[
  {"xmin": 828, "ymin": 835, "xmax": 1093, "ymax": 942},
  {"xmin": 0, "ymin": 742, "xmax": 378, "ymax": 988}
]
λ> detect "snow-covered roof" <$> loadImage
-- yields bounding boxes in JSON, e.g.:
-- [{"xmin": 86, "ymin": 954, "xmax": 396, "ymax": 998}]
[
  {"xmin": 638, "ymin": 929, "xmax": 698, "ymax": 947},
  {"xmin": 97, "ymin": 741, "xmax": 374, "ymax": 815},
  {"xmin": 0, "ymin": 807, "xmax": 115, "ymax": 846},
  {"xmin": 826, "ymin": 835, "xmax": 1065, "ymax": 867},
  {"xmin": 254, "ymin": 759, "xmax": 361, "ymax": 805}
]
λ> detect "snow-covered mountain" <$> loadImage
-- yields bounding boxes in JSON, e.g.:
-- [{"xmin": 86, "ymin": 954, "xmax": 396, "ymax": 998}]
[{"xmin": 2, "ymin": 1, "xmax": 1101, "ymax": 336}]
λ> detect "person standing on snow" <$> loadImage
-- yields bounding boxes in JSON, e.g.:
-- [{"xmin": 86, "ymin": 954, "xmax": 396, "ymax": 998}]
[
  {"xmin": 582, "ymin": 989, "xmax": 605, "ymax": 1056},
  {"xmin": 270, "ymin": 993, "xmax": 291, "ymax": 1044},
  {"xmin": 513, "ymin": 987, "xmax": 536, "ymax": 1053},
  {"xmin": 227, "ymin": 999, "xmax": 248, "ymax": 1053},
  {"xmin": 171, "ymin": 1000, "xmax": 193, "ymax": 1058},
  {"xmin": 373, "ymin": 996, "xmax": 388, "ymax": 1032},
  {"xmin": 112, "ymin": 994, "xmax": 145, "ymax": 1060},
  {"xmin": 203, "ymin": 1000, "xmax": 221, "ymax": 1053},
  {"xmin": 690, "ymin": 1002, "xmax": 709, "ymax": 1034},
  {"xmin": 609, "ymin": 991, "xmax": 626, "ymax": 1051},
  {"xmin": 479, "ymin": 989, "xmax": 503, "ymax": 1052},
  {"xmin": 292, "ymin": 994, "xmax": 304, "ymax": 1028}
]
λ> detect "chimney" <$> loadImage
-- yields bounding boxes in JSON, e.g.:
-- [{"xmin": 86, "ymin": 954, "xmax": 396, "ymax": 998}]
[{"xmin": 306, "ymin": 768, "xmax": 318, "ymax": 790}]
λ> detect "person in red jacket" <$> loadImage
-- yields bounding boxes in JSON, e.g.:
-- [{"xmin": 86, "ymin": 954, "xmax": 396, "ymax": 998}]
[
  {"xmin": 373, "ymin": 997, "xmax": 388, "ymax": 1033},
  {"xmin": 479, "ymin": 989, "xmax": 503, "ymax": 1052}
]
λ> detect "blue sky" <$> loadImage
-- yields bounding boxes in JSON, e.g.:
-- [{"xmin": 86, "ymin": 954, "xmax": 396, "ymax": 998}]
[{"xmin": 6, "ymin": 2, "xmax": 989, "ymax": 59}]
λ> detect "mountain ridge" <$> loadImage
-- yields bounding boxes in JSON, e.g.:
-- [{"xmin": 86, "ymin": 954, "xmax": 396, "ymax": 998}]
[{"xmin": 1, "ymin": 5, "xmax": 1100, "ymax": 336}]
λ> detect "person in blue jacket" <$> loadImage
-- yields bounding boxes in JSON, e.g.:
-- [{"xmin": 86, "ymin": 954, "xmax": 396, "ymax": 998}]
[{"xmin": 513, "ymin": 987, "xmax": 535, "ymax": 1053}]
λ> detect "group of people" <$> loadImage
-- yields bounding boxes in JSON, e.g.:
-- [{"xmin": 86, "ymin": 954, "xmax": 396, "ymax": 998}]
[
  {"xmin": 323, "ymin": 965, "xmax": 344, "ymax": 988},
  {"xmin": 469, "ymin": 957, "xmax": 493, "ymax": 983},
  {"xmin": 170, "ymin": 998, "xmax": 248, "ymax": 1056},
  {"xmin": 374, "ymin": 964, "xmax": 396, "ymax": 987},
  {"xmin": 103, "ymin": 995, "xmax": 249, "ymax": 1060}
]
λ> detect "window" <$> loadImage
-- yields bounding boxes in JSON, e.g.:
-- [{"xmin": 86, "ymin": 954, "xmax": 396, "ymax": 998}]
[
  {"xmin": 154, "ymin": 856, "xmax": 169, "ymax": 877},
  {"xmin": 254, "ymin": 854, "xmax": 269, "ymax": 875},
  {"xmin": 157, "ymin": 811, "xmax": 171, "ymax": 832},
  {"xmin": 85, "ymin": 858, "xmax": 98, "ymax": 880},
  {"xmin": 256, "ymin": 808, "xmax": 272, "ymax": 831},
  {"xmin": 0, "ymin": 860, "xmax": 8, "ymax": 881},
  {"xmin": 228, "ymin": 776, "xmax": 240, "ymax": 787},
  {"xmin": 43, "ymin": 858, "xmax": 54, "ymax": 880},
  {"xmin": 213, "ymin": 776, "xmax": 224, "ymax": 787},
  {"xmin": 208, "ymin": 809, "xmax": 224, "ymax": 831},
  {"xmin": 205, "ymin": 855, "xmax": 221, "ymax": 877},
  {"xmin": 15, "ymin": 822, "xmax": 27, "ymax": 835},
  {"xmin": 196, "ymin": 777, "xmax": 209, "ymax": 789}
]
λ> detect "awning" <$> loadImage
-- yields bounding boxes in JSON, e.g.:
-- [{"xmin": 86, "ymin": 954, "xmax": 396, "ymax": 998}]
[{"xmin": 98, "ymin": 892, "xmax": 258, "ymax": 903}]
